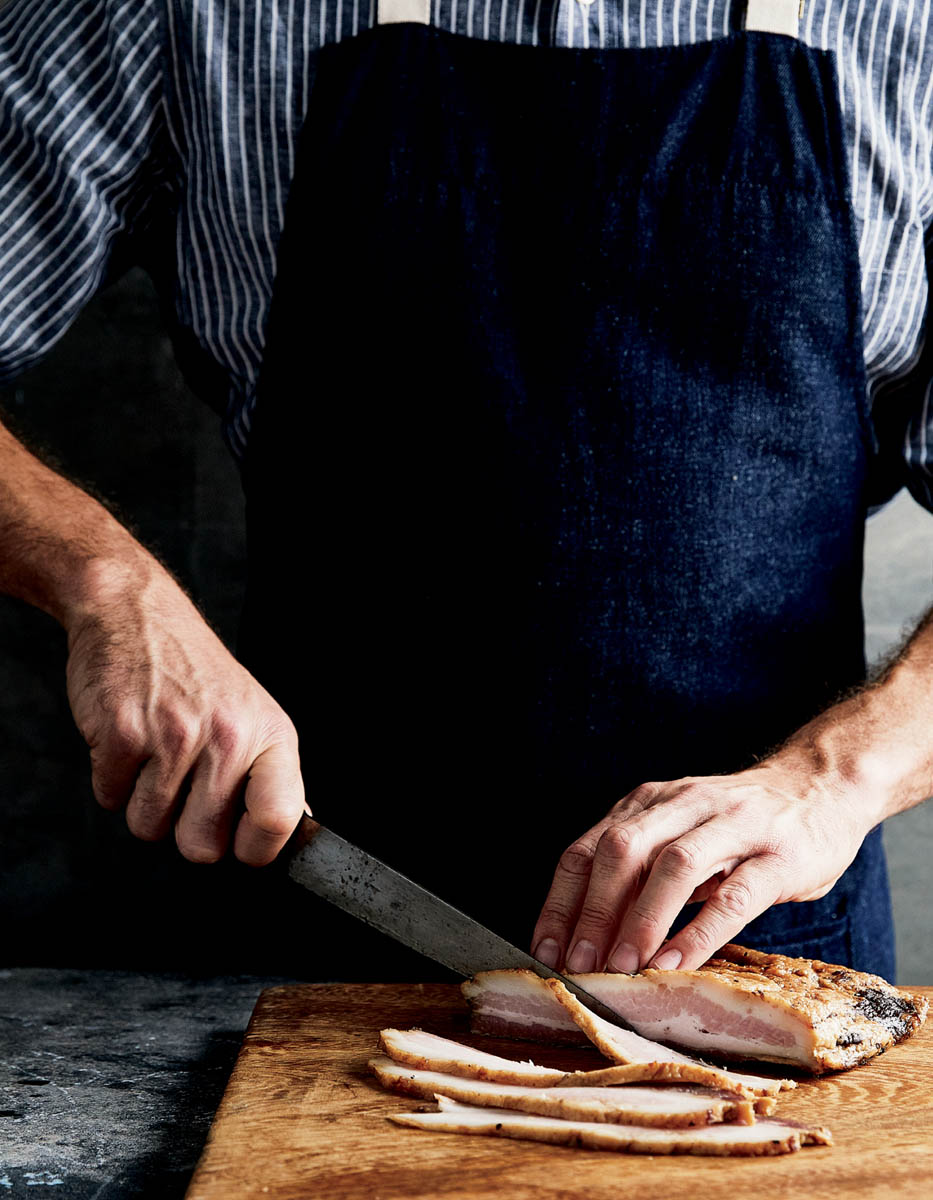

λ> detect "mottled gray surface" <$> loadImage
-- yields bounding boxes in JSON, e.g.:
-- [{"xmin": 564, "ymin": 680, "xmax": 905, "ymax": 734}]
[{"xmin": 0, "ymin": 970, "xmax": 290, "ymax": 1199}]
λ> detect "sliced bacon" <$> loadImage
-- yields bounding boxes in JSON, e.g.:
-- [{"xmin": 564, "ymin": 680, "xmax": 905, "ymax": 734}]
[
  {"xmin": 370, "ymin": 1055, "xmax": 763, "ymax": 1126},
  {"xmin": 378, "ymin": 1029, "xmax": 567, "ymax": 1085},
  {"xmin": 379, "ymin": 1025, "xmax": 785, "ymax": 1099},
  {"xmin": 390, "ymin": 1097, "xmax": 832, "ymax": 1156}
]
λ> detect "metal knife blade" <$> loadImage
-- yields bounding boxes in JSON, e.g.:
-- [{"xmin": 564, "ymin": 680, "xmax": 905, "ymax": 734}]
[{"xmin": 286, "ymin": 815, "xmax": 634, "ymax": 1029}]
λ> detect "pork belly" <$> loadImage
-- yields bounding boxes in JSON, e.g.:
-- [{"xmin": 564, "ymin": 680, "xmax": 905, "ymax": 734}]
[
  {"xmin": 462, "ymin": 944, "xmax": 928, "ymax": 1073},
  {"xmin": 544, "ymin": 979, "xmax": 792, "ymax": 1097},
  {"xmin": 370, "ymin": 1055, "xmax": 763, "ymax": 1126},
  {"xmin": 461, "ymin": 971, "xmax": 792, "ymax": 1096},
  {"xmin": 390, "ymin": 1097, "xmax": 832, "ymax": 1156},
  {"xmin": 378, "ymin": 1027, "xmax": 782, "ymax": 1098}
]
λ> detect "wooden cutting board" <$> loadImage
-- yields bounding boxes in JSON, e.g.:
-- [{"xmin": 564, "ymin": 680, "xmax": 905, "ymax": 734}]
[{"xmin": 185, "ymin": 983, "xmax": 933, "ymax": 1199}]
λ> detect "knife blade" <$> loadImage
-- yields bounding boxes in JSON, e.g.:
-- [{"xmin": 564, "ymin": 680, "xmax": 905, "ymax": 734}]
[{"xmin": 286, "ymin": 815, "xmax": 635, "ymax": 1029}]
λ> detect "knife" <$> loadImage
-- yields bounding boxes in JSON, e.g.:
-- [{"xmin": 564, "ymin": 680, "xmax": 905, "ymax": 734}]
[{"xmin": 286, "ymin": 815, "xmax": 635, "ymax": 1029}]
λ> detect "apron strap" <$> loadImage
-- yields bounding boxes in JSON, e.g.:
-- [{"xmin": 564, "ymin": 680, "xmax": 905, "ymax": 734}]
[
  {"xmin": 377, "ymin": 0, "xmax": 431, "ymax": 23},
  {"xmin": 374, "ymin": 0, "xmax": 800, "ymax": 35},
  {"xmin": 745, "ymin": 0, "xmax": 801, "ymax": 37}
]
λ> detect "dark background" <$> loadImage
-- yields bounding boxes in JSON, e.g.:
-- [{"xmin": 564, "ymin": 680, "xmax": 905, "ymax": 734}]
[{"xmin": 0, "ymin": 266, "xmax": 268, "ymax": 971}]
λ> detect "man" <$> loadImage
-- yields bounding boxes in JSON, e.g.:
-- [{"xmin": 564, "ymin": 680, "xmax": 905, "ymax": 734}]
[{"xmin": 1, "ymin": 0, "xmax": 931, "ymax": 979}]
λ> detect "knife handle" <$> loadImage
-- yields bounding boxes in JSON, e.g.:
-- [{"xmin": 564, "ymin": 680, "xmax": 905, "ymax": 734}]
[{"xmin": 289, "ymin": 813, "xmax": 323, "ymax": 852}]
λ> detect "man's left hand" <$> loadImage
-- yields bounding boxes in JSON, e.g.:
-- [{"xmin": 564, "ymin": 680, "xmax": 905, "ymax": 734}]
[{"xmin": 530, "ymin": 750, "xmax": 876, "ymax": 975}]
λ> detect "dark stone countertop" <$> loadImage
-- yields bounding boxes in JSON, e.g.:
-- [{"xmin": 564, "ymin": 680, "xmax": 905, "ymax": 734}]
[{"xmin": 0, "ymin": 969, "xmax": 294, "ymax": 1199}]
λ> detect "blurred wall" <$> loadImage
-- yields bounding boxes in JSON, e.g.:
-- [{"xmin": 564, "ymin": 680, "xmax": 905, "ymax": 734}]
[{"xmin": 0, "ymin": 267, "xmax": 931, "ymax": 981}]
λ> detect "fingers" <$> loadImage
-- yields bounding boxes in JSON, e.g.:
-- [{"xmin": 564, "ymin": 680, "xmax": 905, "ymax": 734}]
[
  {"xmin": 565, "ymin": 800, "xmax": 722, "ymax": 973},
  {"xmin": 531, "ymin": 831, "xmax": 606, "ymax": 968},
  {"xmin": 89, "ymin": 736, "xmax": 145, "ymax": 813},
  {"xmin": 123, "ymin": 714, "xmax": 201, "ymax": 842},
  {"xmin": 531, "ymin": 782, "xmax": 678, "ymax": 971},
  {"xmin": 643, "ymin": 858, "xmax": 783, "ymax": 971},
  {"xmin": 95, "ymin": 703, "xmax": 304, "ymax": 867},
  {"xmin": 233, "ymin": 740, "xmax": 305, "ymax": 866},
  {"xmin": 173, "ymin": 722, "xmax": 248, "ymax": 863},
  {"xmin": 609, "ymin": 825, "xmax": 743, "ymax": 971}
]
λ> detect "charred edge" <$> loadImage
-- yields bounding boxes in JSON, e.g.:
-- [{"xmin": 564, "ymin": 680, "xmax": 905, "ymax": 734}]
[{"xmin": 854, "ymin": 988, "xmax": 920, "ymax": 1037}]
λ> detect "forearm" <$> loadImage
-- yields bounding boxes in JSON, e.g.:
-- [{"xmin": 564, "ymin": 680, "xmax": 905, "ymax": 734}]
[
  {"xmin": 0, "ymin": 418, "xmax": 160, "ymax": 628},
  {"xmin": 773, "ymin": 611, "xmax": 933, "ymax": 825}
]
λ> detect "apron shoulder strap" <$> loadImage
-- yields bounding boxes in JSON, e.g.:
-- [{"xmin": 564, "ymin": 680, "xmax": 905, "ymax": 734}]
[
  {"xmin": 745, "ymin": 0, "xmax": 801, "ymax": 37},
  {"xmin": 377, "ymin": 0, "xmax": 431, "ymax": 23},
  {"xmin": 374, "ymin": 0, "xmax": 800, "ymax": 35}
]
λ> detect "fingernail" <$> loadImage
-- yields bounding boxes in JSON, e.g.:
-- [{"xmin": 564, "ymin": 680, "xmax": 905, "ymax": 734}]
[
  {"xmin": 649, "ymin": 947, "xmax": 682, "ymax": 971},
  {"xmin": 303, "ymin": 803, "xmax": 313, "ymax": 818},
  {"xmin": 533, "ymin": 938, "xmax": 561, "ymax": 969},
  {"xmin": 566, "ymin": 939, "xmax": 598, "ymax": 973},
  {"xmin": 607, "ymin": 942, "xmax": 640, "ymax": 974}
]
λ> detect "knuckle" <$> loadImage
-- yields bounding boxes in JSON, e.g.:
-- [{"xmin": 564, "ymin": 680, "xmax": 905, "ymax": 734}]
[
  {"xmin": 626, "ymin": 904, "xmax": 665, "ymax": 940},
  {"xmin": 538, "ymin": 899, "xmax": 577, "ymax": 927},
  {"xmin": 125, "ymin": 809, "xmax": 168, "ymax": 841},
  {"xmin": 658, "ymin": 840, "xmax": 700, "ymax": 877},
  {"xmin": 178, "ymin": 840, "xmax": 224, "ymax": 865},
  {"xmin": 208, "ymin": 712, "xmax": 246, "ymax": 758},
  {"xmin": 679, "ymin": 921, "xmax": 719, "ymax": 956},
  {"xmin": 627, "ymin": 782, "xmax": 661, "ymax": 809},
  {"xmin": 577, "ymin": 900, "xmax": 618, "ymax": 932},
  {"xmin": 558, "ymin": 842, "xmax": 595, "ymax": 879},
  {"xmin": 92, "ymin": 781, "xmax": 125, "ymax": 812},
  {"xmin": 107, "ymin": 710, "xmax": 147, "ymax": 755},
  {"xmin": 160, "ymin": 712, "xmax": 200, "ymax": 755},
  {"xmin": 175, "ymin": 818, "xmax": 226, "ymax": 863},
  {"xmin": 236, "ymin": 844, "xmax": 276, "ymax": 868},
  {"xmin": 679, "ymin": 781, "xmax": 712, "ymax": 804},
  {"xmin": 714, "ymin": 878, "xmax": 754, "ymax": 920},
  {"xmin": 597, "ymin": 825, "xmax": 639, "ymax": 862},
  {"xmin": 249, "ymin": 810, "xmax": 297, "ymax": 840},
  {"xmin": 258, "ymin": 708, "xmax": 300, "ymax": 751}
]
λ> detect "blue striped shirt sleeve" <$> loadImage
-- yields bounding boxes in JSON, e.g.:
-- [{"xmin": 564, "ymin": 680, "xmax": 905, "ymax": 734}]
[{"xmin": 0, "ymin": 0, "xmax": 168, "ymax": 382}]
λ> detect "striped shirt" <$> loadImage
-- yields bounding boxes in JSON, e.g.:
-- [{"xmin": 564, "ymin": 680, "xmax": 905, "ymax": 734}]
[{"xmin": 1, "ymin": 0, "xmax": 932, "ymax": 508}]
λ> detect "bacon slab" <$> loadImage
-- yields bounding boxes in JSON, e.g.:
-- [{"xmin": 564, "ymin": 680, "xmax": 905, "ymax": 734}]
[
  {"xmin": 461, "ymin": 969, "xmax": 792, "ymax": 1096},
  {"xmin": 390, "ymin": 1097, "xmax": 832, "ymax": 1156},
  {"xmin": 370, "ymin": 1055, "xmax": 765, "ymax": 1126},
  {"xmin": 462, "ymin": 945, "xmax": 928, "ymax": 1073},
  {"xmin": 544, "ymin": 979, "xmax": 793, "ymax": 1097}
]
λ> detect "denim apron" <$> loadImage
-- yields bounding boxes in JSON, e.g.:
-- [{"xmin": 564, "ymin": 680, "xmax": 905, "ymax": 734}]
[{"xmin": 240, "ymin": 3, "xmax": 896, "ymax": 980}]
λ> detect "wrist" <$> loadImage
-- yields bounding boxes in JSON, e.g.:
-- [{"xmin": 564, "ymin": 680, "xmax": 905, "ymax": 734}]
[
  {"xmin": 772, "ymin": 671, "xmax": 933, "ymax": 825},
  {"xmin": 61, "ymin": 544, "xmax": 173, "ymax": 635}
]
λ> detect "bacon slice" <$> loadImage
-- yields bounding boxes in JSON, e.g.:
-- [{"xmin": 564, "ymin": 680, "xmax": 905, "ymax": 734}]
[
  {"xmin": 390, "ymin": 1097, "xmax": 832, "ymax": 1156},
  {"xmin": 379, "ymin": 1029, "xmax": 566, "ymax": 1085},
  {"xmin": 370, "ymin": 1055, "xmax": 765, "ymax": 1126},
  {"xmin": 462, "ymin": 946, "xmax": 929, "ymax": 1074}
]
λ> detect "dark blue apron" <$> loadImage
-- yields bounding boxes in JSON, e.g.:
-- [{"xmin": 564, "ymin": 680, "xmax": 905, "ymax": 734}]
[{"xmin": 241, "ymin": 20, "xmax": 895, "ymax": 980}]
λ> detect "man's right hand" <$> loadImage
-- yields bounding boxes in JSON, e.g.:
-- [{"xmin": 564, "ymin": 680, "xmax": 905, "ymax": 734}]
[
  {"xmin": 65, "ymin": 556, "xmax": 305, "ymax": 865},
  {"xmin": 0, "ymin": 416, "xmax": 305, "ymax": 864}
]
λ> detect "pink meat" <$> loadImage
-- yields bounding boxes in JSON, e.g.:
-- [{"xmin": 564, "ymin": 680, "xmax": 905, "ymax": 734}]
[
  {"xmin": 462, "ymin": 945, "xmax": 929, "ymax": 1073},
  {"xmin": 390, "ymin": 1097, "xmax": 833, "ymax": 1156}
]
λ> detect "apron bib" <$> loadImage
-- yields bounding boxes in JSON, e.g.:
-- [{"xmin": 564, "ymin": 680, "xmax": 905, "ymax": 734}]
[{"xmin": 241, "ymin": 5, "xmax": 895, "ymax": 979}]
